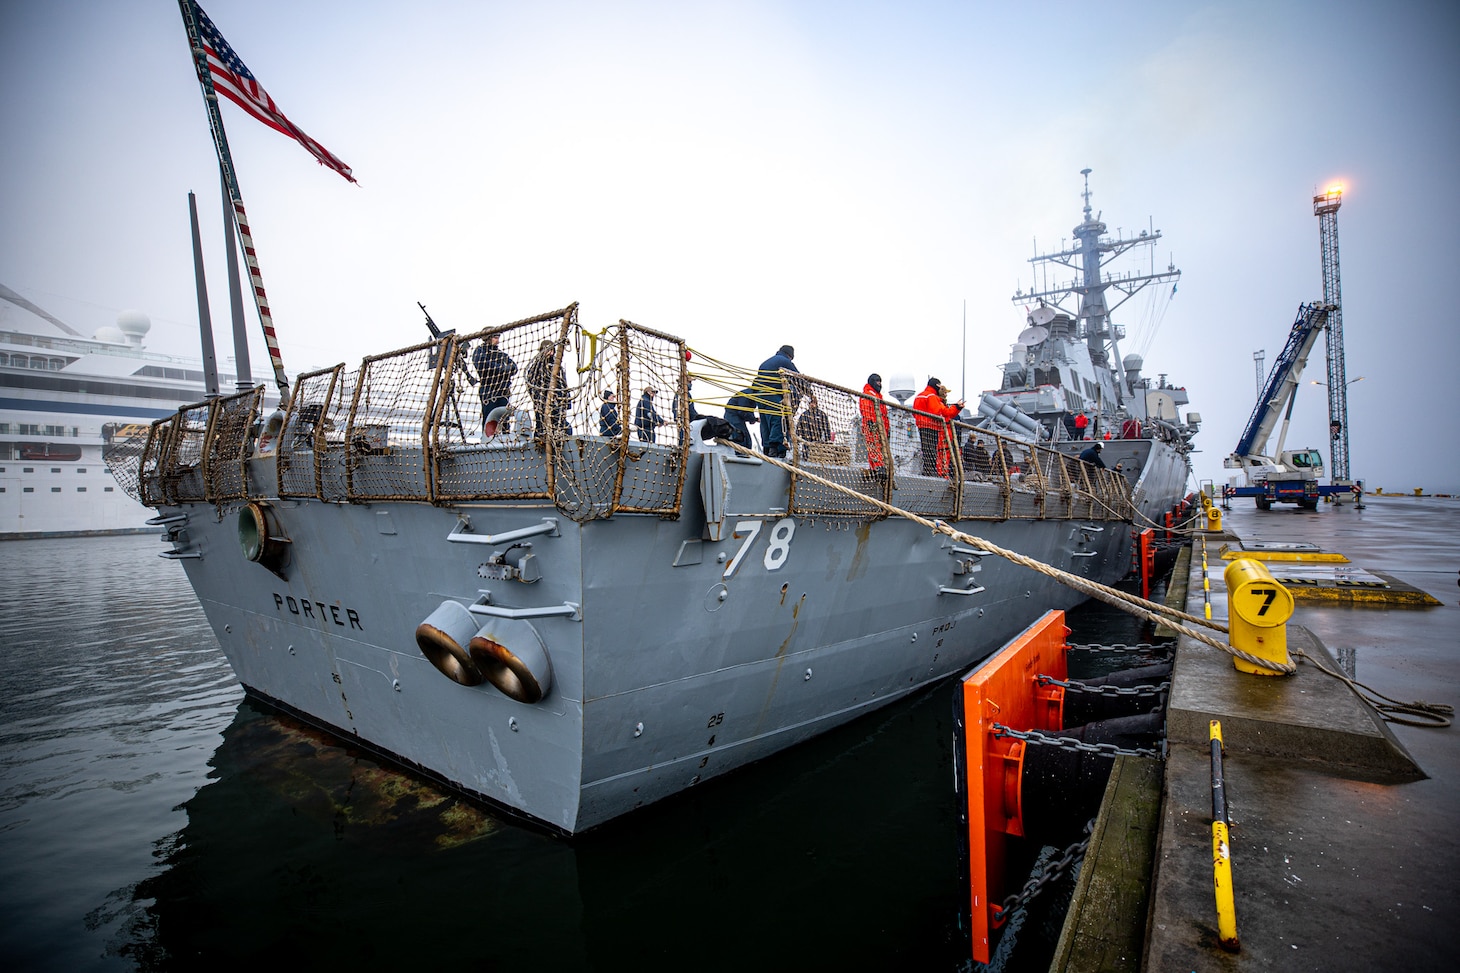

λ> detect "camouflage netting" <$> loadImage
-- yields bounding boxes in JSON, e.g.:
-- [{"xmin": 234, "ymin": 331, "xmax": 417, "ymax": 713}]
[{"xmin": 119, "ymin": 302, "xmax": 1131, "ymax": 526}]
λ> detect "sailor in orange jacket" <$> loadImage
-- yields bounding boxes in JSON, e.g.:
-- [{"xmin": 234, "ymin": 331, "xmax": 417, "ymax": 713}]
[
  {"xmin": 859, "ymin": 374, "xmax": 891, "ymax": 475},
  {"xmin": 911, "ymin": 377, "xmax": 963, "ymax": 476}
]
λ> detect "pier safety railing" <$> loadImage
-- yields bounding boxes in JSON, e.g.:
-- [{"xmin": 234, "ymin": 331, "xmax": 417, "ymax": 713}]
[{"xmin": 107, "ymin": 307, "xmax": 1132, "ymax": 525}]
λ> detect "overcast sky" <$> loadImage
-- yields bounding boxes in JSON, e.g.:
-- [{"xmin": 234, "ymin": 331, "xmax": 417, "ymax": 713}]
[{"xmin": 2, "ymin": 0, "xmax": 1457, "ymax": 491}]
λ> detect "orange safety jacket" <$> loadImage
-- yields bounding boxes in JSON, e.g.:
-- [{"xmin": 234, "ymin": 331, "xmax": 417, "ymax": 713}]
[
  {"xmin": 912, "ymin": 385, "xmax": 958, "ymax": 429},
  {"xmin": 860, "ymin": 384, "xmax": 890, "ymax": 468}
]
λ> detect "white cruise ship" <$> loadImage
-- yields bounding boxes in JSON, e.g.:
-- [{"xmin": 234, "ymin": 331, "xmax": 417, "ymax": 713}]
[{"xmin": 1, "ymin": 283, "xmax": 227, "ymax": 538}]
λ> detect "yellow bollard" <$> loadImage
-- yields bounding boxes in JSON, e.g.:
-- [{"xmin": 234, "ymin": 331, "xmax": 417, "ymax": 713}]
[
  {"xmin": 1206, "ymin": 504, "xmax": 1222, "ymax": 532},
  {"xmin": 1210, "ymin": 720, "xmax": 1240, "ymax": 952},
  {"xmin": 1223, "ymin": 558, "xmax": 1294, "ymax": 675}
]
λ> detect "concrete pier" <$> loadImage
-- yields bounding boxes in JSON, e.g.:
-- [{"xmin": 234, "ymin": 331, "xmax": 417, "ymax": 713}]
[{"xmin": 1061, "ymin": 494, "xmax": 1459, "ymax": 972}]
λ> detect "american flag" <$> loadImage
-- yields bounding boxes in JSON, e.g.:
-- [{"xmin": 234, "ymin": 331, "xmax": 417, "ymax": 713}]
[{"xmin": 190, "ymin": 2, "xmax": 355, "ymax": 183}]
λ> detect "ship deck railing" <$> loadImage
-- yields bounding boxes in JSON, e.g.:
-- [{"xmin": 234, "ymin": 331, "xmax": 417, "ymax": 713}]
[{"xmin": 105, "ymin": 307, "xmax": 1133, "ymax": 525}]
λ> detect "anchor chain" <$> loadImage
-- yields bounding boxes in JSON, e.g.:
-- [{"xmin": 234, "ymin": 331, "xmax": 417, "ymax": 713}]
[
  {"xmin": 1066, "ymin": 641, "xmax": 1172, "ymax": 656},
  {"xmin": 996, "ymin": 819, "xmax": 1096, "ymax": 921},
  {"xmin": 992, "ymin": 722, "xmax": 1165, "ymax": 760},
  {"xmin": 1035, "ymin": 675, "xmax": 1171, "ymax": 699}
]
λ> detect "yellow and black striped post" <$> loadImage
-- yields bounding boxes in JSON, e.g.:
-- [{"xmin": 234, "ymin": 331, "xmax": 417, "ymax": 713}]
[
  {"xmin": 1210, "ymin": 720, "xmax": 1240, "ymax": 952},
  {"xmin": 1201, "ymin": 537, "xmax": 1212, "ymax": 620}
]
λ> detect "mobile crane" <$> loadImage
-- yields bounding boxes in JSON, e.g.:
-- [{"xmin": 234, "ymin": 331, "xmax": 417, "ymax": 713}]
[{"xmin": 1223, "ymin": 303, "xmax": 1348, "ymax": 509}]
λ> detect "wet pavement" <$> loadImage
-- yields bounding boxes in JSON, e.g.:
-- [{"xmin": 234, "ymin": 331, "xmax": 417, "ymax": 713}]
[{"xmin": 1145, "ymin": 495, "xmax": 1459, "ymax": 971}]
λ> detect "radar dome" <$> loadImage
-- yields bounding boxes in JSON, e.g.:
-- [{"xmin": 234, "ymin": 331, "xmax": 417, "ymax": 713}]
[
  {"xmin": 116, "ymin": 310, "xmax": 151, "ymax": 347},
  {"xmin": 1122, "ymin": 354, "xmax": 1145, "ymax": 392},
  {"xmin": 92, "ymin": 325, "xmax": 127, "ymax": 344},
  {"xmin": 887, "ymin": 372, "xmax": 916, "ymax": 404}
]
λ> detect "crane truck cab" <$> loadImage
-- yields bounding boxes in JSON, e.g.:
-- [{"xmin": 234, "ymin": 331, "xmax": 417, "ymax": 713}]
[{"xmin": 1225, "ymin": 448, "xmax": 1325, "ymax": 509}]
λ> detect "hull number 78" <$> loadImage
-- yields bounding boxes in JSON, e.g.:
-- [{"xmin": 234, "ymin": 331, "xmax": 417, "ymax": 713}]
[{"xmin": 723, "ymin": 518, "xmax": 796, "ymax": 578}]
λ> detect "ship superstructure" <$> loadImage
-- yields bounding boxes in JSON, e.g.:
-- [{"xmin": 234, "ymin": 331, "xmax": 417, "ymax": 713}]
[{"xmin": 979, "ymin": 171, "xmax": 1196, "ymax": 522}]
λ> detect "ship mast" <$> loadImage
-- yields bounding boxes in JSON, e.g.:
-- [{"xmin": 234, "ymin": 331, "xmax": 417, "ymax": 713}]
[{"xmin": 1012, "ymin": 169, "xmax": 1180, "ymax": 403}]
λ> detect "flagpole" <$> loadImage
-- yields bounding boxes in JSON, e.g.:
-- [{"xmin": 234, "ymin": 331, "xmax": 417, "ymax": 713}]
[{"xmin": 177, "ymin": 0, "xmax": 290, "ymax": 405}]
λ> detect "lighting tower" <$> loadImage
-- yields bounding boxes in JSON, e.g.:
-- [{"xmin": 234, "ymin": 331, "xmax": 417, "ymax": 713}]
[
  {"xmin": 1313, "ymin": 186, "xmax": 1350, "ymax": 483},
  {"xmin": 1253, "ymin": 349, "xmax": 1265, "ymax": 397}
]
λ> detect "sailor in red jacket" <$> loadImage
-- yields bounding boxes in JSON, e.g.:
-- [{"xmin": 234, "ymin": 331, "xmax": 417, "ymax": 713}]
[
  {"xmin": 911, "ymin": 377, "xmax": 963, "ymax": 476},
  {"xmin": 859, "ymin": 374, "xmax": 891, "ymax": 476}
]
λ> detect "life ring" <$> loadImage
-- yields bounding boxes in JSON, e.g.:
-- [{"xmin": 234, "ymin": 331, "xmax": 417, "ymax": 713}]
[{"xmin": 256, "ymin": 409, "xmax": 286, "ymax": 454}]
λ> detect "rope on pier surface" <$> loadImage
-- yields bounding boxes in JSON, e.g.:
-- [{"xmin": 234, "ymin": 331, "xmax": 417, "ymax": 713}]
[{"xmin": 1290, "ymin": 649, "xmax": 1454, "ymax": 728}]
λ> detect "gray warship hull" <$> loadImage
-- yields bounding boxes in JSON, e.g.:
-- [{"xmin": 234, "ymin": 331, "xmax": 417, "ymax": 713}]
[{"xmin": 115, "ymin": 309, "xmax": 1189, "ymax": 833}]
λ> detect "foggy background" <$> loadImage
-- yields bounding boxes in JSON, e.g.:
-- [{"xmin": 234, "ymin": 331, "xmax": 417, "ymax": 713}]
[{"xmin": 2, "ymin": 0, "xmax": 1456, "ymax": 492}]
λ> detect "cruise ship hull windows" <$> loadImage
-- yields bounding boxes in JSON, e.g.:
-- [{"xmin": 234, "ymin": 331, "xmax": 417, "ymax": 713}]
[
  {"xmin": 0, "ymin": 372, "xmax": 199, "ymax": 401},
  {"xmin": 0, "ymin": 354, "xmax": 66, "ymax": 370}
]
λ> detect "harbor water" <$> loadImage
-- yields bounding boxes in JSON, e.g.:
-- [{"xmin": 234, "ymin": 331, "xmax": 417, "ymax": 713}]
[{"xmin": 0, "ymin": 534, "xmax": 1166, "ymax": 971}]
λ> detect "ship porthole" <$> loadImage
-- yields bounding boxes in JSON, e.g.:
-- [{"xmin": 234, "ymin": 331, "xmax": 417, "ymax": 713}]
[
  {"xmin": 415, "ymin": 601, "xmax": 483, "ymax": 687},
  {"xmin": 469, "ymin": 634, "xmax": 553, "ymax": 704}
]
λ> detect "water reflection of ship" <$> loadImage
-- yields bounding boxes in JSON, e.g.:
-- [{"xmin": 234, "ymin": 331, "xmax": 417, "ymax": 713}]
[
  {"xmin": 114, "ymin": 690, "xmax": 969, "ymax": 969},
  {"xmin": 116, "ymin": 700, "xmax": 560, "ymax": 967}
]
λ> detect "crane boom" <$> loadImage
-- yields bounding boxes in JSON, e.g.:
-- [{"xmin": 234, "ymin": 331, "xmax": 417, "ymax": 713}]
[{"xmin": 1230, "ymin": 303, "xmax": 1330, "ymax": 461}]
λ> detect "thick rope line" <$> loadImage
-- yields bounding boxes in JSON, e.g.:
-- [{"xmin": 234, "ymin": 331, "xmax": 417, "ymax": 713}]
[
  {"xmin": 1293, "ymin": 649, "xmax": 1454, "ymax": 728},
  {"xmin": 724, "ymin": 442, "xmax": 1294, "ymax": 674},
  {"xmin": 723, "ymin": 443, "xmax": 1453, "ymax": 721}
]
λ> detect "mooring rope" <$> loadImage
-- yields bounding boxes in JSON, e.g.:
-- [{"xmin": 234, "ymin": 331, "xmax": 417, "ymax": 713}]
[
  {"xmin": 725, "ymin": 443, "xmax": 1294, "ymax": 674},
  {"xmin": 1291, "ymin": 649, "xmax": 1454, "ymax": 728}
]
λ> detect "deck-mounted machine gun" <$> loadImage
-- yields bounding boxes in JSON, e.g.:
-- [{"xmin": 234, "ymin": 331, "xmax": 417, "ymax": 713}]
[
  {"xmin": 419, "ymin": 302, "xmax": 477, "ymax": 440},
  {"xmin": 1223, "ymin": 303, "xmax": 1349, "ymax": 509}
]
